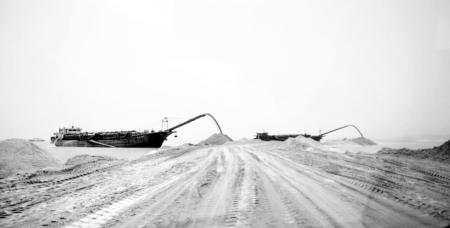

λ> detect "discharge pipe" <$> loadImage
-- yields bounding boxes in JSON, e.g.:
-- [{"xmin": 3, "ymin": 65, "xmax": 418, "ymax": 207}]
[
  {"xmin": 315, "ymin": 124, "xmax": 364, "ymax": 141},
  {"xmin": 166, "ymin": 113, "xmax": 223, "ymax": 134}
]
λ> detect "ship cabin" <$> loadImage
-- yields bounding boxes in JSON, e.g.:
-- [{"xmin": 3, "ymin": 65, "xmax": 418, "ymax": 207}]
[{"xmin": 59, "ymin": 126, "xmax": 82, "ymax": 135}]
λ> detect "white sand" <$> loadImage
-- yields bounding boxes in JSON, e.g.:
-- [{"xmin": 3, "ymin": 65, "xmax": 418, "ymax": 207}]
[
  {"xmin": 1, "ymin": 139, "xmax": 448, "ymax": 228},
  {"xmin": 0, "ymin": 139, "xmax": 60, "ymax": 178},
  {"xmin": 197, "ymin": 133, "xmax": 233, "ymax": 146}
]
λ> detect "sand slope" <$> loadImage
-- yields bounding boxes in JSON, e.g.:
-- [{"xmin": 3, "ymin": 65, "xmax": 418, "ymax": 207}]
[
  {"xmin": 0, "ymin": 139, "xmax": 60, "ymax": 178},
  {"xmin": 378, "ymin": 139, "xmax": 450, "ymax": 163},
  {"xmin": 65, "ymin": 154, "xmax": 117, "ymax": 167},
  {"xmin": 197, "ymin": 133, "xmax": 233, "ymax": 146},
  {"xmin": 350, "ymin": 137, "xmax": 377, "ymax": 146}
]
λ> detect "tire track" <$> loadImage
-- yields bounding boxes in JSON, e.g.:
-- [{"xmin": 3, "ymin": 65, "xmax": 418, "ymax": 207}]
[
  {"xmin": 65, "ymin": 162, "xmax": 199, "ymax": 228},
  {"xmin": 141, "ymin": 157, "xmax": 221, "ymax": 227},
  {"xmin": 224, "ymin": 154, "xmax": 245, "ymax": 227},
  {"xmin": 333, "ymin": 174, "xmax": 450, "ymax": 222},
  {"xmin": 73, "ymin": 148, "xmax": 217, "ymax": 228},
  {"xmin": 243, "ymin": 147, "xmax": 325, "ymax": 227},
  {"xmin": 239, "ymin": 149, "xmax": 280, "ymax": 228},
  {"xmin": 2, "ymin": 142, "xmax": 449, "ymax": 228}
]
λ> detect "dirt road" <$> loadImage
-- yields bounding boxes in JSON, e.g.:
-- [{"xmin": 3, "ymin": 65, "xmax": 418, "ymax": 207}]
[{"xmin": 1, "ymin": 139, "xmax": 449, "ymax": 227}]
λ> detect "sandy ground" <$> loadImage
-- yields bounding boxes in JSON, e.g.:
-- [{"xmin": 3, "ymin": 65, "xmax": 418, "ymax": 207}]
[{"xmin": 1, "ymin": 139, "xmax": 449, "ymax": 228}]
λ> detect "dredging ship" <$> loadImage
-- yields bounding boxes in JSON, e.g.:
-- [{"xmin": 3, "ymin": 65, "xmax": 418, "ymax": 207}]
[
  {"xmin": 51, "ymin": 113, "xmax": 222, "ymax": 148},
  {"xmin": 255, "ymin": 124, "xmax": 365, "ymax": 142}
]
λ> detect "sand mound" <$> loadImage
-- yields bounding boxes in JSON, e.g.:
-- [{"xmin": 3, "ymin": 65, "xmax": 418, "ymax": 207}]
[
  {"xmin": 322, "ymin": 138, "xmax": 381, "ymax": 154},
  {"xmin": 234, "ymin": 137, "xmax": 253, "ymax": 143},
  {"xmin": 62, "ymin": 155, "xmax": 119, "ymax": 173},
  {"xmin": 284, "ymin": 136, "xmax": 324, "ymax": 151},
  {"xmin": 0, "ymin": 139, "xmax": 60, "ymax": 178},
  {"xmin": 65, "ymin": 154, "xmax": 117, "ymax": 167},
  {"xmin": 378, "ymin": 139, "xmax": 450, "ymax": 163},
  {"xmin": 350, "ymin": 137, "xmax": 377, "ymax": 146},
  {"xmin": 197, "ymin": 133, "xmax": 233, "ymax": 146}
]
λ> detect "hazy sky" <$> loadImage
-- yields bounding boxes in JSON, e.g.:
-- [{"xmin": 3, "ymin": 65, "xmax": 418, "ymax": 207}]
[{"xmin": 1, "ymin": 0, "xmax": 449, "ymax": 145}]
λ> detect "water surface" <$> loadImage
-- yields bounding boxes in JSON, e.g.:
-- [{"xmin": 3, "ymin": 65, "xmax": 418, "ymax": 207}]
[{"xmin": 35, "ymin": 141, "xmax": 156, "ymax": 163}]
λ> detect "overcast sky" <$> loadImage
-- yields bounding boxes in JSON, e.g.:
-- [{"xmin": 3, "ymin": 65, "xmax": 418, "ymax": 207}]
[{"xmin": 1, "ymin": 0, "xmax": 449, "ymax": 145}]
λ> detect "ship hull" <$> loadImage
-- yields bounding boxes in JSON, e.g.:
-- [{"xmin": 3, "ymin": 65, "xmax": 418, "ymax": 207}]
[{"xmin": 54, "ymin": 132, "xmax": 170, "ymax": 148}]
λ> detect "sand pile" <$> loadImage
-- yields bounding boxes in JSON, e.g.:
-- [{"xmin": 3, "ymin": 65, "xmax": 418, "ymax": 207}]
[
  {"xmin": 284, "ymin": 136, "xmax": 324, "ymax": 151},
  {"xmin": 234, "ymin": 137, "xmax": 253, "ymax": 143},
  {"xmin": 317, "ymin": 138, "xmax": 381, "ymax": 154},
  {"xmin": 378, "ymin": 139, "xmax": 450, "ymax": 163},
  {"xmin": 438, "ymin": 140, "xmax": 450, "ymax": 153},
  {"xmin": 350, "ymin": 137, "xmax": 377, "ymax": 146},
  {"xmin": 63, "ymin": 154, "xmax": 119, "ymax": 172},
  {"xmin": 65, "ymin": 154, "xmax": 117, "ymax": 167},
  {"xmin": 0, "ymin": 139, "xmax": 60, "ymax": 178},
  {"xmin": 197, "ymin": 133, "xmax": 233, "ymax": 146}
]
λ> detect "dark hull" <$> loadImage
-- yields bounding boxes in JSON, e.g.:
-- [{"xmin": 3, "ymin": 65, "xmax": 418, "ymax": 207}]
[
  {"xmin": 255, "ymin": 133, "xmax": 322, "ymax": 142},
  {"xmin": 54, "ymin": 132, "xmax": 171, "ymax": 148}
]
